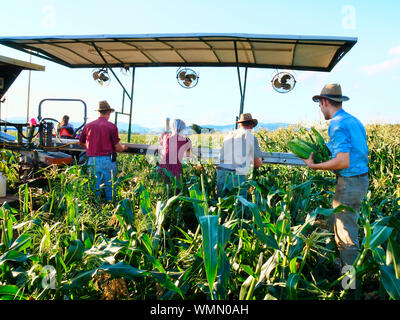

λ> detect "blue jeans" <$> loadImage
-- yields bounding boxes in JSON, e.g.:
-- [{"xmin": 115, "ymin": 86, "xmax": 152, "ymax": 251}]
[{"xmin": 88, "ymin": 156, "xmax": 117, "ymax": 202}]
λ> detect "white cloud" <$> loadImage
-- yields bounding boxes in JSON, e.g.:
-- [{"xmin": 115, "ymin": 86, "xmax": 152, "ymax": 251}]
[
  {"xmin": 360, "ymin": 45, "xmax": 400, "ymax": 75},
  {"xmin": 389, "ymin": 45, "xmax": 400, "ymax": 56},
  {"xmin": 360, "ymin": 58, "xmax": 400, "ymax": 75}
]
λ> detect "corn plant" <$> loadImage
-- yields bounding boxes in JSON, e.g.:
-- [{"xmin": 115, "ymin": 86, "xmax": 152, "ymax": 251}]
[{"xmin": 1, "ymin": 123, "xmax": 400, "ymax": 300}]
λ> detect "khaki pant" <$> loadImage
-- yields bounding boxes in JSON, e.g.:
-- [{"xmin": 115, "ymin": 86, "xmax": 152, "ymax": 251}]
[{"xmin": 329, "ymin": 174, "xmax": 369, "ymax": 266}]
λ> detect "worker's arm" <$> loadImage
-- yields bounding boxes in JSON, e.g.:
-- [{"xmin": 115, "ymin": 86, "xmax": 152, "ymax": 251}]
[
  {"xmin": 302, "ymin": 152, "xmax": 349, "ymax": 171},
  {"xmin": 253, "ymin": 137, "xmax": 263, "ymax": 168},
  {"xmin": 185, "ymin": 139, "xmax": 192, "ymax": 157},
  {"xmin": 114, "ymin": 142, "xmax": 128, "ymax": 153},
  {"xmin": 78, "ymin": 128, "xmax": 86, "ymax": 147},
  {"xmin": 254, "ymin": 157, "xmax": 263, "ymax": 168}
]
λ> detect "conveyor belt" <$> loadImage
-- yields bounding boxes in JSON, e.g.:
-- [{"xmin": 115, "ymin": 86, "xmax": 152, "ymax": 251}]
[{"xmin": 1, "ymin": 136, "xmax": 305, "ymax": 167}]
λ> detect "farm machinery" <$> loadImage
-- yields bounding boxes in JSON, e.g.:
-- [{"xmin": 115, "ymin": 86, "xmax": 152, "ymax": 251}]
[
  {"xmin": 0, "ymin": 55, "xmax": 74, "ymax": 184},
  {"xmin": 0, "ymin": 33, "xmax": 358, "ymax": 188},
  {"xmin": 0, "ymin": 55, "xmax": 159, "ymax": 185}
]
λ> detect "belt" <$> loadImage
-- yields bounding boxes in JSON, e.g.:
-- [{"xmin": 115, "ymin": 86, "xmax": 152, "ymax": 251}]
[
  {"xmin": 89, "ymin": 154, "xmax": 111, "ymax": 157},
  {"xmin": 217, "ymin": 166, "xmax": 236, "ymax": 172},
  {"xmin": 336, "ymin": 172, "xmax": 368, "ymax": 178}
]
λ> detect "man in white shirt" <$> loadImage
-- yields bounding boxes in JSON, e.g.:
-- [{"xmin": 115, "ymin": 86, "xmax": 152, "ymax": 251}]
[{"xmin": 217, "ymin": 113, "xmax": 263, "ymax": 198}]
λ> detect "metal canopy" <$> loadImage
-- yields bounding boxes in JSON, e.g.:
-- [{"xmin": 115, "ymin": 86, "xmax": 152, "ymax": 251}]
[
  {"xmin": 0, "ymin": 33, "xmax": 357, "ymax": 142},
  {"xmin": 0, "ymin": 55, "xmax": 45, "ymax": 71},
  {"xmin": 0, "ymin": 33, "xmax": 357, "ymax": 71},
  {"xmin": 0, "ymin": 55, "xmax": 45, "ymax": 99}
]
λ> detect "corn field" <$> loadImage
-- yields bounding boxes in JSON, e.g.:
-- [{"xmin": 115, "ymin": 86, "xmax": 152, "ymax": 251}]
[{"xmin": 0, "ymin": 123, "xmax": 399, "ymax": 300}]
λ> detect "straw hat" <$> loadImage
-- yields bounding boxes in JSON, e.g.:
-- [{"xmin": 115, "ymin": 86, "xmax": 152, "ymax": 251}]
[
  {"xmin": 96, "ymin": 100, "xmax": 115, "ymax": 112},
  {"xmin": 236, "ymin": 113, "xmax": 258, "ymax": 126},
  {"xmin": 312, "ymin": 83, "xmax": 349, "ymax": 103}
]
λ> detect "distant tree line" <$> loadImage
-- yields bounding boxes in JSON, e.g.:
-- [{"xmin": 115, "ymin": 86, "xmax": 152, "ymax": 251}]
[{"xmin": 190, "ymin": 123, "xmax": 215, "ymax": 134}]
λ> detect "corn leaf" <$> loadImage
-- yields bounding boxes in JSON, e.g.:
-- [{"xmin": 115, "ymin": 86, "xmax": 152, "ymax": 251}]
[
  {"xmin": 97, "ymin": 261, "xmax": 149, "ymax": 279},
  {"xmin": 380, "ymin": 265, "xmax": 400, "ymax": 299},
  {"xmin": 388, "ymin": 216, "xmax": 400, "ymax": 233},
  {"xmin": 0, "ymin": 285, "xmax": 28, "ymax": 300},
  {"xmin": 287, "ymin": 273, "xmax": 300, "ymax": 300},
  {"xmin": 149, "ymin": 271, "xmax": 184, "ymax": 299},
  {"xmin": 387, "ymin": 234, "xmax": 400, "ymax": 278},
  {"xmin": 152, "ymin": 196, "xmax": 179, "ymax": 255},
  {"xmin": 115, "ymin": 198, "xmax": 134, "ymax": 226},
  {"xmin": 215, "ymin": 249, "xmax": 230, "ymax": 299},
  {"xmin": 199, "ymin": 215, "xmax": 219, "ymax": 299},
  {"xmin": 239, "ymin": 275, "xmax": 253, "ymax": 300},
  {"xmin": 188, "ymin": 183, "xmax": 206, "ymax": 220},
  {"xmin": 135, "ymin": 183, "xmax": 151, "ymax": 215},
  {"xmin": 257, "ymin": 252, "xmax": 280, "ymax": 285},
  {"xmin": 315, "ymin": 204, "xmax": 355, "ymax": 217},
  {"xmin": 242, "ymin": 265, "xmax": 256, "ymax": 278},
  {"xmin": 8, "ymin": 233, "xmax": 33, "ymax": 252},
  {"xmin": 237, "ymin": 196, "xmax": 264, "ymax": 228},
  {"xmin": 146, "ymin": 255, "xmax": 184, "ymax": 298},
  {"xmin": 0, "ymin": 250, "xmax": 29, "ymax": 266},
  {"xmin": 369, "ymin": 225, "xmax": 393, "ymax": 249},
  {"xmin": 64, "ymin": 240, "xmax": 85, "ymax": 266},
  {"xmin": 247, "ymin": 223, "xmax": 279, "ymax": 250}
]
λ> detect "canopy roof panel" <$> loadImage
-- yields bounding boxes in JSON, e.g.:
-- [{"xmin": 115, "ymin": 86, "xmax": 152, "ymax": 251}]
[
  {"xmin": 0, "ymin": 55, "xmax": 45, "ymax": 71},
  {"xmin": 0, "ymin": 33, "xmax": 357, "ymax": 71},
  {"xmin": 0, "ymin": 55, "xmax": 45, "ymax": 99}
]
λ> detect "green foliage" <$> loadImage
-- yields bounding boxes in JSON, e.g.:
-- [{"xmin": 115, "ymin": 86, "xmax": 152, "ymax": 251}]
[
  {"xmin": 0, "ymin": 124, "xmax": 399, "ymax": 300},
  {"xmin": 191, "ymin": 124, "xmax": 202, "ymax": 134}
]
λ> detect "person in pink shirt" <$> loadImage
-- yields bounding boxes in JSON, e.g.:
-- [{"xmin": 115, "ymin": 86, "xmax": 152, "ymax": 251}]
[
  {"xmin": 79, "ymin": 100, "xmax": 127, "ymax": 202},
  {"xmin": 158, "ymin": 119, "xmax": 191, "ymax": 181}
]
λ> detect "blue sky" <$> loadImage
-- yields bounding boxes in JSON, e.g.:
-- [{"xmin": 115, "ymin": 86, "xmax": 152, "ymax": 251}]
[{"xmin": 1, "ymin": 0, "xmax": 399, "ymax": 129}]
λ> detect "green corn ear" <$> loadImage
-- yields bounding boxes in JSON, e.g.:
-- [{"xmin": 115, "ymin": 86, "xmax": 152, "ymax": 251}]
[
  {"xmin": 287, "ymin": 139, "xmax": 316, "ymax": 159},
  {"xmin": 287, "ymin": 138, "xmax": 329, "ymax": 163},
  {"xmin": 311, "ymin": 127, "xmax": 325, "ymax": 148},
  {"xmin": 308, "ymin": 132, "xmax": 317, "ymax": 145},
  {"xmin": 310, "ymin": 128, "xmax": 331, "ymax": 162}
]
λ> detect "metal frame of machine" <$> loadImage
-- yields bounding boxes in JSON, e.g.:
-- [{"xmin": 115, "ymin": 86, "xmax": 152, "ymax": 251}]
[
  {"xmin": 0, "ymin": 33, "xmax": 358, "ymax": 179},
  {"xmin": 0, "ymin": 33, "xmax": 357, "ymax": 139}
]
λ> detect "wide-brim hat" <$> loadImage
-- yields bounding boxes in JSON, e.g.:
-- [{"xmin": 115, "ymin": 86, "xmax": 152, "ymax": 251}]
[
  {"xmin": 96, "ymin": 100, "xmax": 115, "ymax": 112},
  {"xmin": 312, "ymin": 83, "xmax": 349, "ymax": 103},
  {"xmin": 236, "ymin": 113, "xmax": 258, "ymax": 127}
]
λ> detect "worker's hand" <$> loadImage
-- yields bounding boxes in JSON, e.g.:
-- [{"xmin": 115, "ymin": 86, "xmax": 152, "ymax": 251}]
[
  {"xmin": 121, "ymin": 144, "xmax": 128, "ymax": 152},
  {"xmin": 302, "ymin": 152, "xmax": 316, "ymax": 169}
]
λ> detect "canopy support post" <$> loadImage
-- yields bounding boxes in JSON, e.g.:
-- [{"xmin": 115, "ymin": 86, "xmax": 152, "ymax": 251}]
[
  {"xmin": 234, "ymin": 41, "xmax": 248, "ymax": 129},
  {"xmin": 127, "ymin": 67, "xmax": 135, "ymax": 142}
]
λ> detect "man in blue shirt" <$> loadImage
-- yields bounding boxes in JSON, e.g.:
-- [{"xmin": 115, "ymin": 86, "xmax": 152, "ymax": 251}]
[{"xmin": 302, "ymin": 84, "xmax": 369, "ymax": 267}]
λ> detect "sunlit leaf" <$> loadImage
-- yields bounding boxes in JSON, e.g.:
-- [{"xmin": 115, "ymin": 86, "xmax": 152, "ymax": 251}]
[
  {"xmin": 287, "ymin": 273, "xmax": 300, "ymax": 300},
  {"xmin": 380, "ymin": 265, "xmax": 400, "ymax": 299},
  {"xmin": 0, "ymin": 250, "xmax": 28, "ymax": 266},
  {"xmin": 199, "ymin": 215, "xmax": 219, "ymax": 298},
  {"xmin": 115, "ymin": 198, "xmax": 134, "ymax": 226},
  {"xmin": 387, "ymin": 235, "xmax": 400, "ymax": 278},
  {"xmin": 64, "ymin": 240, "xmax": 85, "ymax": 266},
  {"xmin": 370, "ymin": 225, "xmax": 393, "ymax": 249},
  {"xmin": 0, "ymin": 285, "xmax": 28, "ymax": 300}
]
